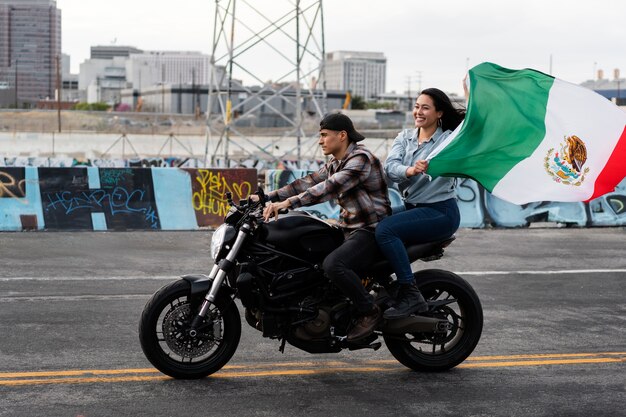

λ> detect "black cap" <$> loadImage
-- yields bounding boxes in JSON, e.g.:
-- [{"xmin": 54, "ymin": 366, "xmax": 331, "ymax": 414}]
[{"xmin": 319, "ymin": 113, "xmax": 365, "ymax": 142}]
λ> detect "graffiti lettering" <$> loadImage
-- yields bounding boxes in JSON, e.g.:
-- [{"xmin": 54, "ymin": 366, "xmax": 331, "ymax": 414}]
[
  {"xmin": 46, "ymin": 191, "xmax": 100, "ymax": 214},
  {"xmin": 100, "ymin": 169, "xmax": 132, "ymax": 186},
  {"xmin": 45, "ymin": 186, "xmax": 159, "ymax": 228},
  {"xmin": 192, "ymin": 170, "xmax": 252, "ymax": 216},
  {"xmin": 456, "ymin": 178, "xmax": 478, "ymax": 203},
  {"xmin": 0, "ymin": 171, "xmax": 26, "ymax": 199}
]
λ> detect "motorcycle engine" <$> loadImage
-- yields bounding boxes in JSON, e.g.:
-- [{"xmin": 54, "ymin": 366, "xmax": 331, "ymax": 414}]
[{"xmin": 293, "ymin": 296, "xmax": 331, "ymax": 341}]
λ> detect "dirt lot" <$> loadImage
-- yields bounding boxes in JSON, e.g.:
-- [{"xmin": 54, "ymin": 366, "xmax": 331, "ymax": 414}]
[
  {"xmin": 0, "ymin": 110, "xmax": 211, "ymax": 135},
  {"xmin": 0, "ymin": 110, "xmax": 400, "ymax": 139}
]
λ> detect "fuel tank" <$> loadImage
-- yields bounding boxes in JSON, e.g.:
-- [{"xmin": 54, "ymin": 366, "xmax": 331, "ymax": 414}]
[{"xmin": 258, "ymin": 211, "xmax": 344, "ymax": 261}]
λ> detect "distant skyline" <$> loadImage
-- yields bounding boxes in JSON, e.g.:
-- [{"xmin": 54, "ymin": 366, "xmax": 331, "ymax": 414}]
[{"xmin": 57, "ymin": 0, "xmax": 626, "ymax": 97}]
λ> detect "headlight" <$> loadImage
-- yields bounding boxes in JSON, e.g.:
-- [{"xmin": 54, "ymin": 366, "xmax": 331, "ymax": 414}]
[{"xmin": 211, "ymin": 224, "xmax": 228, "ymax": 260}]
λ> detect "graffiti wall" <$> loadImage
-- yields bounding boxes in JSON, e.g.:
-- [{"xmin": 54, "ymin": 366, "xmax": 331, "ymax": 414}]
[
  {"xmin": 0, "ymin": 167, "xmax": 257, "ymax": 231},
  {"xmin": 0, "ymin": 156, "xmax": 325, "ymax": 170},
  {"xmin": 186, "ymin": 168, "xmax": 257, "ymax": 227},
  {"xmin": 2, "ymin": 166, "xmax": 625, "ymax": 231},
  {"xmin": 265, "ymin": 170, "xmax": 626, "ymax": 228}
]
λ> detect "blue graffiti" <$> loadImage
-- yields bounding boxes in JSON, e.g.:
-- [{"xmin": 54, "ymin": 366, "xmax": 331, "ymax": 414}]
[
  {"xmin": 100, "ymin": 169, "xmax": 132, "ymax": 186},
  {"xmin": 265, "ymin": 169, "xmax": 626, "ymax": 228},
  {"xmin": 45, "ymin": 186, "xmax": 159, "ymax": 228}
]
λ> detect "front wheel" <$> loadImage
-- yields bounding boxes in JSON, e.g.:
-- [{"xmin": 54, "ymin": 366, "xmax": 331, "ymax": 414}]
[
  {"xmin": 383, "ymin": 269, "xmax": 483, "ymax": 372},
  {"xmin": 139, "ymin": 279, "xmax": 241, "ymax": 379}
]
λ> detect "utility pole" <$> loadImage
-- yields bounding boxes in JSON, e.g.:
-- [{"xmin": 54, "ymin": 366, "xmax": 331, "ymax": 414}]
[
  {"xmin": 14, "ymin": 59, "xmax": 18, "ymax": 109},
  {"xmin": 161, "ymin": 63, "xmax": 165, "ymax": 113},
  {"xmin": 56, "ymin": 55, "xmax": 61, "ymax": 132},
  {"xmin": 406, "ymin": 75, "xmax": 412, "ymax": 111},
  {"xmin": 192, "ymin": 67, "xmax": 197, "ymax": 118}
]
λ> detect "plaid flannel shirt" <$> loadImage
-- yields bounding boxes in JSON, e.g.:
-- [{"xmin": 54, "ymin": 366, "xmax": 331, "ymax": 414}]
[{"xmin": 269, "ymin": 142, "xmax": 391, "ymax": 230}]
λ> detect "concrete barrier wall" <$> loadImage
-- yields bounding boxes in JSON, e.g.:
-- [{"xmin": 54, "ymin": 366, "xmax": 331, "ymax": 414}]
[
  {"xmin": 2, "ymin": 167, "xmax": 625, "ymax": 231},
  {"xmin": 266, "ymin": 170, "xmax": 626, "ymax": 228},
  {"xmin": 0, "ymin": 167, "xmax": 257, "ymax": 231}
]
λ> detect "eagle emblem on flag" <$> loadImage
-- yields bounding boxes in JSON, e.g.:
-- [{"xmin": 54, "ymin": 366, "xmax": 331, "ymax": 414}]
[{"xmin": 544, "ymin": 135, "xmax": 590, "ymax": 186}]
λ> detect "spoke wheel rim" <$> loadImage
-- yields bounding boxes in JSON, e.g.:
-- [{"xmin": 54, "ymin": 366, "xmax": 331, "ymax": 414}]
[{"xmin": 158, "ymin": 297, "xmax": 223, "ymax": 363}]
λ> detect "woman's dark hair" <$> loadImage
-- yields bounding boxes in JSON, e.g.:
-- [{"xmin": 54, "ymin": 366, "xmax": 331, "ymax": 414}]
[{"xmin": 419, "ymin": 88, "xmax": 465, "ymax": 131}]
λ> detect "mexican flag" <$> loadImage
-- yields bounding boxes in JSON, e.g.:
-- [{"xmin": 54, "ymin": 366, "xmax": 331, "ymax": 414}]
[{"xmin": 427, "ymin": 62, "xmax": 626, "ymax": 204}]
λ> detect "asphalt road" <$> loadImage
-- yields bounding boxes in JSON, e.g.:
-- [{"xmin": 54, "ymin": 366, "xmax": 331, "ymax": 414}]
[{"xmin": 0, "ymin": 228, "xmax": 625, "ymax": 417}]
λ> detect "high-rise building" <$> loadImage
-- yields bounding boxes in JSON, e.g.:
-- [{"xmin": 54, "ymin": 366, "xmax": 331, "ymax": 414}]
[
  {"xmin": 91, "ymin": 45, "xmax": 143, "ymax": 60},
  {"xmin": 126, "ymin": 51, "xmax": 211, "ymax": 89},
  {"xmin": 324, "ymin": 51, "xmax": 386, "ymax": 100},
  {"xmin": 0, "ymin": 0, "xmax": 61, "ymax": 106}
]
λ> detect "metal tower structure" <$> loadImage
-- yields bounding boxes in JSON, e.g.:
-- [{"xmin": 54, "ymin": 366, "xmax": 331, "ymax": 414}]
[{"xmin": 204, "ymin": 0, "xmax": 326, "ymax": 167}]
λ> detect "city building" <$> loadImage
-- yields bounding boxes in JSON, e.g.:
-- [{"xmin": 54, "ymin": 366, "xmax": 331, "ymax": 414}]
[
  {"xmin": 78, "ymin": 50, "xmax": 213, "ymax": 106},
  {"xmin": 581, "ymin": 69, "xmax": 626, "ymax": 106},
  {"xmin": 79, "ymin": 56, "xmax": 130, "ymax": 105},
  {"xmin": 91, "ymin": 45, "xmax": 143, "ymax": 60},
  {"xmin": 323, "ymin": 51, "xmax": 386, "ymax": 100},
  {"xmin": 61, "ymin": 53, "xmax": 80, "ymax": 102},
  {"xmin": 121, "ymin": 82, "xmax": 346, "ymax": 122},
  {"xmin": 79, "ymin": 45, "xmax": 144, "ymax": 104},
  {"xmin": 126, "ymin": 51, "xmax": 211, "ymax": 90},
  {"xmin": 0, "ymin": 0, "xmax": 61, "ymax": 107}
]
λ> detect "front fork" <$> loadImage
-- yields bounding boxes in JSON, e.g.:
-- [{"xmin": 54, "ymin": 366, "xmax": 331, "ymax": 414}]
[{"xmin": 189, "ymin": 223, "xmax": 251, "ymax": 335}]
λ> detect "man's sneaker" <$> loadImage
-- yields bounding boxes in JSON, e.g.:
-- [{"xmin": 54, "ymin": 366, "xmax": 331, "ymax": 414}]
[
  {"xmin": 347, "ymin": 304, "xmax": 382, "ymax": 341},
  {"xmin": 383, "ymin": 283, "xmax": 428, "ymax": 319}
]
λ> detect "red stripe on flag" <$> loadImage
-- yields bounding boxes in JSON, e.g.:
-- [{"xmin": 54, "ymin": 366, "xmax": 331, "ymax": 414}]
[{"xmin": 587, "ymin": 125, "xmax": 626, "ymax": 201}]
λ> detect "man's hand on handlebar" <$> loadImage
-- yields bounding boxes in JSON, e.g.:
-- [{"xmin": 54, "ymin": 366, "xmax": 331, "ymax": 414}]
[{"xmin": 263, "ymin": 200, "xmax": 291, "ymax": 222}]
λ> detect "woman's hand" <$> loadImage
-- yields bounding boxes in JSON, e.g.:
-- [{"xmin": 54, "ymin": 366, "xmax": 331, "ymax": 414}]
[
  {"xmin": 406, "ymin": 160, "xmax": 429, "ymax": 177},
  {"xmin": 263, "ymin": 200, "xmax": 291, "ymax": 221}
]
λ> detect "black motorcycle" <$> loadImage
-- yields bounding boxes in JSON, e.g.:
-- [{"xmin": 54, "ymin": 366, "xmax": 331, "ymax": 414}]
[{"xmin": 139, "ymin": 190, "xmax": 483, "ymax": 379}]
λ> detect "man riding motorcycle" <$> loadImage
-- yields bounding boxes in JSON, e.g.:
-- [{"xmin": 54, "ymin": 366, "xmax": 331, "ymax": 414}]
[{"xmin": 253, "ymin": 112, "xmax": 391, "ymax": 341}]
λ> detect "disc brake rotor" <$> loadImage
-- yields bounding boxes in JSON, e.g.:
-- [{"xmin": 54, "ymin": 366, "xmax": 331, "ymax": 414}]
[{"xmin": 162, "ymin": 300, "xmax": 221, "ymax": 358}]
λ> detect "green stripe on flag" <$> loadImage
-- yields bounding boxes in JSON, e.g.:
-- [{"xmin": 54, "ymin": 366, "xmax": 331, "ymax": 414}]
[{"xmin": 428, "ymin": 62, "xmax": 555, "ymax": 191}]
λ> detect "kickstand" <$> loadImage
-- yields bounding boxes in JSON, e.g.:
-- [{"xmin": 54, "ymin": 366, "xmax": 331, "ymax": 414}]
[{"xmin": 278, "ymin": 337, "xmax": 287, "ymax": 353}]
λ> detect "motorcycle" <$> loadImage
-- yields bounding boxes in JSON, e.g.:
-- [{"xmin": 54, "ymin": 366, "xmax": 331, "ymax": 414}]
[{"xmin": 139, "ymin": 190, "xmax": 483, "ymax": 379}]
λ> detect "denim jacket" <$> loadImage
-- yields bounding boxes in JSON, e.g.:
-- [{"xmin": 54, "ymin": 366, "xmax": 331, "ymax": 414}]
[{"xmin": 384, "ymin": 127, "xmax": 456, "ymax": 204}]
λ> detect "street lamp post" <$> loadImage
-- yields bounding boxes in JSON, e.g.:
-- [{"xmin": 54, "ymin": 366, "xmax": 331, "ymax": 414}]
[{"xmin": 14, "ymin": 59, "xmax": 18, "ymax": 109}]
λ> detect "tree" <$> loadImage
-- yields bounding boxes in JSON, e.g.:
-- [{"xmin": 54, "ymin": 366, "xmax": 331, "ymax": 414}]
[
  {"xmin": 366, "ymin": 101, "xmax": 395, "ymax": 110},
  {"xmin": 350, "ymin": 95, "xmax": 366, "ymax": 110},
  {"xmin": 72, "ymin": 102, "xmax": 111, "ymax": 111}
]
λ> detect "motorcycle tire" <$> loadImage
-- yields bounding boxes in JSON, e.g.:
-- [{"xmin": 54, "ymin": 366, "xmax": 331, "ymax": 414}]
[
  {"xmin": 383, "ymin": 269, "xmax": 483, "ymax": 372},
  {"xmin": 139, "ymin": 279, "xmax": 241, "ymax": 379}
]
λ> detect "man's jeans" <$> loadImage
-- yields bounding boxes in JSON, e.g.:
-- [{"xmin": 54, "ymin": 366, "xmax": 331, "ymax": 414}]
[{"xmin": 323, "ymin": 228, "xmax": 380, "ymax": 314}]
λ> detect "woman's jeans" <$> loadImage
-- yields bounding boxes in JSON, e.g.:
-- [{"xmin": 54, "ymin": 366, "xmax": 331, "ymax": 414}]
[{"xmin": 375, "ymin": 198, "xmax": 460, "ymax": 285}]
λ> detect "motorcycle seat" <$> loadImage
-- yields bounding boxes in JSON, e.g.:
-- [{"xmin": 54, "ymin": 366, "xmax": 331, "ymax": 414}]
[{"xmin": 369, "ymin": 235, "xmax": 456, "ymax": 276}]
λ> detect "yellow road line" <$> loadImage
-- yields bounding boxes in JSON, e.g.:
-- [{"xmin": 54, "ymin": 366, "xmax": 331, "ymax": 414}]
[
  {"xmin": 0, "ymin": 368, "xmax": 160, "ymax": 378},
  {"xmin": 0, "ymin": 351, "xmax": 623, "ymax": 386},
  {"xmin": 459, "ymin": 357, "xmax": 626, "ymax": 368},
  {"xmin": 466, "ymin": 352, "xmax": 626, "ymax": 361},
  {"xmin": 364, "ymin": 351, "xmax": 626, "ymax": 365}
]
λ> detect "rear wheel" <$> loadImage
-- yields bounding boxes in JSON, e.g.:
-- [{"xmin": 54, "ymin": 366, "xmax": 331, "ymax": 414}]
[
  {"xmin": 383, "ymin": 269, "xmax": 483, "ymax": 371},
  {"xmin": 139, "ymin": 279, "xmax": 241, "ymax": 379}
]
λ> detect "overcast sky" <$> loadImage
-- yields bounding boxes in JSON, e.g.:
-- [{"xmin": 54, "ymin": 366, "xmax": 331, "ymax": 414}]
[{"xmin": 57, "ymin": 0, "xmax": 626, "ymax": 96}]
